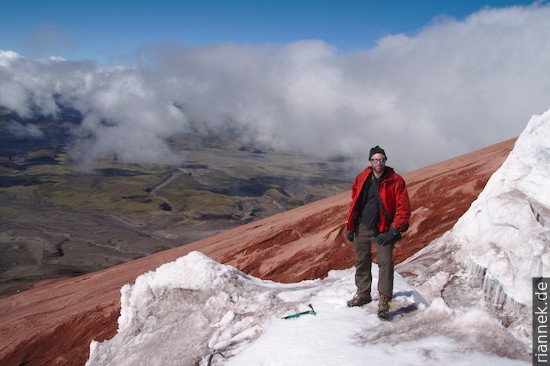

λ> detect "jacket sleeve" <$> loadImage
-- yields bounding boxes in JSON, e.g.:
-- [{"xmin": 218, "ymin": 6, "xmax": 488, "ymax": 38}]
[{"xmin": 391, "ymin": 177, "xmax": 411, "ymax": 231}]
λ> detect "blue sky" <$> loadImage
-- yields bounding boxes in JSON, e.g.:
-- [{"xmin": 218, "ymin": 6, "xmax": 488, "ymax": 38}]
[{"xmin": 0, "ymin": 0, "xmax": 544, "ymax": 63}]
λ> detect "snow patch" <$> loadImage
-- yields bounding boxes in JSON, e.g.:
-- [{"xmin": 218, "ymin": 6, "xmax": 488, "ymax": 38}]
[
  {"xmin": 400, "ymin": 108, "xmax": 550, "ymax": 350},
  {"xmin": 87, "ymin": 251, "xmax": 528, "ymax": 365},
  {"xmin": 453, "ymin": 110, "xmax": 550, "ymax": 309}
]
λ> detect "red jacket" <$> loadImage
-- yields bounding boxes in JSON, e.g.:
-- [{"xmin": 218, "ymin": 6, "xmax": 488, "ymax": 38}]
[{"xmin": 346, "ymin": 166, "xmax": 411, "ymax": 233}]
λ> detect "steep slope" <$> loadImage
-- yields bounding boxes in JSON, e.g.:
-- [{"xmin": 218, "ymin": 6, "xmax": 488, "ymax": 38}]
[
  {"xmin": 399, "ymin": 109, "xmax": 550, "ymax": 346},
  {"xmin": 0, "ymin": 138, "xmax": 515, "ymax": 366}
]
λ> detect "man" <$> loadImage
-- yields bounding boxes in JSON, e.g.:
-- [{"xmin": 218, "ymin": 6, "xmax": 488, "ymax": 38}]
[{"xmin": 345, "ymin": 145, "xmax": 411, "ymax": 320}]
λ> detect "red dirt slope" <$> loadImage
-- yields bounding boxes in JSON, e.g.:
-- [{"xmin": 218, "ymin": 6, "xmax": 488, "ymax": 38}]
[{"xmin": 0, "ymin": 138, "xmax": 515, "ymax": 366}]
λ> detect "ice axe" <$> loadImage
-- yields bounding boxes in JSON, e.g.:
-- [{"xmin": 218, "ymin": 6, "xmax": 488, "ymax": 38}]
[{"xmin": 283, "ymin": 304, "xmax": 316, "ymax": 319}]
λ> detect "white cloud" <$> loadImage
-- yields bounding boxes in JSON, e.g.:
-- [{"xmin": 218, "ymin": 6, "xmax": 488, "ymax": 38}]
[
  {"xmin": 6, "ymin": 120, "xmax": 45, "ymax": 139},
  {"xmin": 1, "ymin": 4, "xmax": 550, "ymax": 170}
]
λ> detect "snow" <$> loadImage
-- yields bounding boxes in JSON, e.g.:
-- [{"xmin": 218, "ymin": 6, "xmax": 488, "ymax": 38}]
[
  {"xmin": 86, "ymin": 109, "xmax": 550, "ymax": 365},
  {"xmin": 401, "ymin": 109, "xmax": 550, "ymax": 346},
  {"xmin": 452, "ymin": 109, "xmax": 550, "ymax": 308},
  {"xmin": 86, "ymin": 252, "xmax": 528, "ymax": 366}
]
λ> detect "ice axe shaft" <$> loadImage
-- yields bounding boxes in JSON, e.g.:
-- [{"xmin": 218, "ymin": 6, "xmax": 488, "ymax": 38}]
[{"xmin": 283, "ymin": 304, "xmax": 316, "ymax": 319}]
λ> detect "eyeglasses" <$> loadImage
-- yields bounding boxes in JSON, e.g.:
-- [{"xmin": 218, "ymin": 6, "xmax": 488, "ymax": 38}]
[{"xmin": 370, "ymin": 158, "xmax": 387, "ymax": 163}]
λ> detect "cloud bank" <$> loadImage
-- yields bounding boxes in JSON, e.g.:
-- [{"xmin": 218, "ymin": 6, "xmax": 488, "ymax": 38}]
[{"xmin": 1, "ymin": 4, "xmax": 550, "ymax": 171}]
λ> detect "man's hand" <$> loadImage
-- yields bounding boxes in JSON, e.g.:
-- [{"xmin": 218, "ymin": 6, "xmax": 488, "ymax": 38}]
[
  {"xmin": 375, "ymin": 226, "xmax": 399, "ymax": 245},
  {"xmin": 346, "ymin": 231, "xmax": 355, "ymax": 242}
]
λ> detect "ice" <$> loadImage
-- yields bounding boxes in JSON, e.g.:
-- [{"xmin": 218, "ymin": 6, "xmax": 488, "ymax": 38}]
[
  {"xmin": 453, "ymin": 110, "xmax": 550, "ymax": 309},
  {"xmin": 399, "ymin": 108, "xmax": 550, "ymax": 348},
  {"xmin": 86, "ymin": 251, "xmax": 529, "ymax": 366},
  {"xmin": 467, "ymin": 258, "xmax": 524, "ymax": 315}
]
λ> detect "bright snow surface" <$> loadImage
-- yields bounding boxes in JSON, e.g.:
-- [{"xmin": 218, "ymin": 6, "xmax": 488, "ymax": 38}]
[
  {"xmin": 87, "ymin": 252, "xmax": 528, "ymax": 366},
  {"xmin": 86, "ymin": 109, "xmax": 550, "ymax": 365}
]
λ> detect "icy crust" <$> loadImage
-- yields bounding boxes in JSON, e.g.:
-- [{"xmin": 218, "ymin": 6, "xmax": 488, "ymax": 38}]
[
  {"xmin": 116, "ymin": 251, "xmax": 251, "ymax": 332},
  {"xmin": 86, "ymin": 251, "xmax": 310, "ymax": 366},
  {"xmin": 87, "ymin": 251, "xmax": 530, "ymax": 366},
  {"xmin": 396, "ymin": 110, "xmax": 550, "ymax": 350},
  {"xmin": 450, "ymin": 109, "xmax": 550, "ymax": 308},
  {"xmin": 476, "ymin": 109, "xmax": 550, "ymax": 207},
  {"xmin": 458, "ymin": 190, "xmax": 549, "ymax": 307}
]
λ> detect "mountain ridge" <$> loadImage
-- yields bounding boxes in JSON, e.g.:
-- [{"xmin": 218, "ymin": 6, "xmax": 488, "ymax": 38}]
[{"xmin": 0, "ymin": 137, "xmax": 516, "ymax": 366}]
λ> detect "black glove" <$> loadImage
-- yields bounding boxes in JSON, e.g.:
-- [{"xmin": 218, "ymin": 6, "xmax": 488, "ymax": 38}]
[
  {"xmin": 346, "ymin": 231, "xmax": 355, "ymax": 242},
  {"xmin": 375, "ymin": 226, "xmax": 399, "ymax": 246}
]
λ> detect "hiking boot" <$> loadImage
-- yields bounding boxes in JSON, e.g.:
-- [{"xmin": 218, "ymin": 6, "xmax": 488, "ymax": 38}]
[
  {"xmin": 347, "ymin": 293, "xmax": 372, "ymax": 307},
  {"xmin": 378, "ymin": 294, "xmax": 391, "ymax": 320}
]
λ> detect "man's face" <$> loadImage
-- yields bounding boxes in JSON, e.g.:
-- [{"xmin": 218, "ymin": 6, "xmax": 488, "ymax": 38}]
[{"xmin": 369, "ymin": 153, "xmax": 387, "ymax": 174}]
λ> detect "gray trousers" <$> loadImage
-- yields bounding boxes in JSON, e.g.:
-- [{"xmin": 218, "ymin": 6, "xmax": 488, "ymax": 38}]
[{"xmin": 352, "ymin": 225, "xmax": 395, "ymax": 299}]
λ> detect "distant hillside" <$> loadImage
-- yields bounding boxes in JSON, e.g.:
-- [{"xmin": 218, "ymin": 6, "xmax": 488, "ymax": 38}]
[{"xmin": 0, "ymin": 108, "xmax": 351, "ymax": 298}]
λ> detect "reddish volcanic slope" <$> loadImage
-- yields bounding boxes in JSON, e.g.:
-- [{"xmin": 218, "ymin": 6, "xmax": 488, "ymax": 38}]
[{"xmin": 0, "ymin": 138, "xmax": 515, "ymax": 366}]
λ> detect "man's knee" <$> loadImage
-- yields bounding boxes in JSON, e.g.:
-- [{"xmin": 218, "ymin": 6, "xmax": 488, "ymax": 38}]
[{"xmin": 375, "ymin": 245, "xmax": 394, "ymax": 267}]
